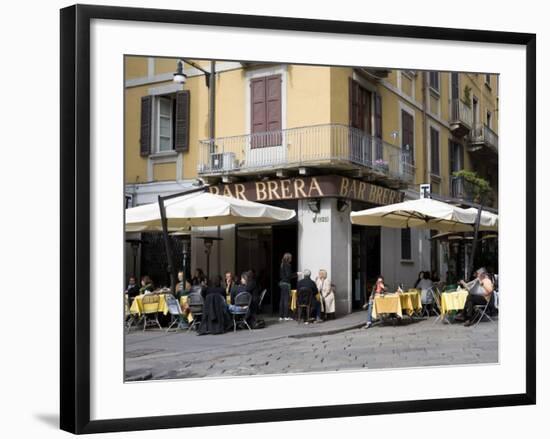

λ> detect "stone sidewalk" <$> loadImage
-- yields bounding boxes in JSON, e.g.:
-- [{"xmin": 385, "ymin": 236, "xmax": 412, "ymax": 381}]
[{"xmin": 125, "ymin": 312, "xmax": 498, "ymax": 381}]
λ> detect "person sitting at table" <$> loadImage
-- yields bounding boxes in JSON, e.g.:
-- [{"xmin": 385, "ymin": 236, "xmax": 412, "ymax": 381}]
[
  {"xmin": 315, "ymin": 269, "xmax": 335, "ymax": 320},
  {"xmin": 224, "ymin": 271, "xmax": 239, "ymax": 304},
  {"xmin": 458, "ymin": 267, "xmax": 495, "ymax": 327},
  {"xmin": 197, "ymin": 275, "xmax": 232, "ymax": 335},
  {"xmin": 125, "ymin": 275, "xmax": 140, "ymax": 304},
  {"xmin": 191, "ymin": 268, "xmax": 206, "ymax": 286},
  {"xmin": 413, "ymin": 271, "xmax": 424, "ymax": 289},
  {"xmin": 139, "ymin": 275, "xmax": 154, "ymax": 295},
  {"xmin": 364, "ymin": 275, "xmax": 387, "ymax": 329},
  {"xmin": 175, "ymin": 271, "xmax": 192, "ymax": 300},
  {"xmin": 297, "ymin": 269, "xmax": 321, "ymax": 323},
  {"xmin": 417, "ymin": 271, "xmax": 434, "ymax": 302},
  {"xmin": 201, "ymin": 275, "xmax": 226, "ymax": 299}
]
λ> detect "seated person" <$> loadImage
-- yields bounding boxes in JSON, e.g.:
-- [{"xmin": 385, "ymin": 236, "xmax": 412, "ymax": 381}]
[
  {"xmin": 417, "ymin": 271, "xmax": 434, "ymax": 304},
  {"xmin": 175, "ymin": 271, "xmax": 192, "ymax": 300},
  {"xmin": 201, "ymin": 275, "xmax": 226, "ymax": 299},
  {"xmin": 224, "ymin": 271, "xmax": 239, "ymax": 304},
  {"xmin": 364, "ymin": 275, "xmax": 386, "ymax": 328},
  {"xmin": 458, "ymin": 267, "xmax": 494, "ymax": 327},
  {"xmin": 139, "ymin": 275, "xmax": 154, "ymax": 295},
  {"xmin": 125, "ymin": 275, "xmax": 140, "ymax": 303},
  {"xmin": 197, "ymin": 276, "xmax": 232, "ymax": 335},
  {"xmin": 296, "ymin": 269, "xmax": 321, "ymax": 323}
]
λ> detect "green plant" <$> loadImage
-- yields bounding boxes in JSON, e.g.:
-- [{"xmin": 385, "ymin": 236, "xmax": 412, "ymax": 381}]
[
  {"xmin": 453, "ymin": 170, "xmax": 491, "ymax": 202},
  {"xmin": 463, "ymin": 85, "xmax": 472, "ymax": 107}
]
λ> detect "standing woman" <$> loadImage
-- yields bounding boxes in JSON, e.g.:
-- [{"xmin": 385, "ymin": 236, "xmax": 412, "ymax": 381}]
[
  {"xmin": 279, "ymin": 253, "xmax": 297, "ymax": 321},
  {"xmin": 316, "ymin": 269, "xmax": 335, "ymax": 320}
]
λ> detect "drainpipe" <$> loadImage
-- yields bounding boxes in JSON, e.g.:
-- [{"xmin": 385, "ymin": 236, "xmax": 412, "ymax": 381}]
[
  {"xmin": 422, "ymin": 71, "xmax": 429, "ymax": 186},
  {"xmin": 209, "ymin": 61, "xmax": 222, "ymax": 278}
]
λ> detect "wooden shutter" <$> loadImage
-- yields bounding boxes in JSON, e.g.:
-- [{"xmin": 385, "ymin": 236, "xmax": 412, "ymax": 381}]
[
  {"xmin": 174, "ymin": 90, "xmax": 190, "ymax": 152},
  {"xmin": 251, "ymin": 75, "xmax": 281, "ymax": 148},
  {"xmin": 139, "ymin": 95, "xmax": 153, "ymax": 156},
  {"xmin": 349, "ymin": 78, "xmax": 360, "ymax": 129},
  {"xmin": 401, "ymin": 110, "xmax": 414, "ymax": 164},
  {"xmin": 430, "ymin": 127, "xmax": 440, "ymax": 175},
  {"xmin": 374, "ymin": 93, "xmax": 382, "ymax": 138}
]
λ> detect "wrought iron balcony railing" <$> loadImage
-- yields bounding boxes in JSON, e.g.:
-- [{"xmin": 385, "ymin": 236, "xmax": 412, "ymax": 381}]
[
  {"xmin": 450, "ymin": 99, "xmax": 473, "ymax": 130},
  {"xmin": 470, "ymin": 123, "xmax": 498, "ymax": 152},
  {"xmin": 197, "ymin": 123, "xmax": 415, "ymax": 183}
]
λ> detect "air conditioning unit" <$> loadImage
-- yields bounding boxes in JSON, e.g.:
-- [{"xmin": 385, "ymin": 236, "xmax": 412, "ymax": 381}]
[{"xmin": 210, "ymin": 152, "xmax": 236, "ymax": 171}]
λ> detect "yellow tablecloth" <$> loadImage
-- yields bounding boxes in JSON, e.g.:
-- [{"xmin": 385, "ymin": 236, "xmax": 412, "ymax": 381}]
[
  {"xmin": 290, "ymin": 289, "xmax": 321, "ymax": 312},
  {"xmin": 372, "ymin": 294, "xmax": 402, "ymax": 319},
  {"xmin": 129, "ymin": 294, "xmax": 193, "ymax": 322},
  {"xmin": 400, "ymin": 291, "xmax": 422, "ymax": 315},
  {"xmin": 130, "ymin": 294, "xmax": 169, "ymax": 315},
  {"xmin": 440, "ymin": 290, "xmax": 469, "ymax": 315}
]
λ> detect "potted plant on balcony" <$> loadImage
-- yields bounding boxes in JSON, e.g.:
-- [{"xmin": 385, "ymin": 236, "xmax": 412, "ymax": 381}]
[
  {"xmin": 452, "ymin": 170, "xmax": 491, "ymax": 203},
  {"xmin": 373, "ymin": 158, "xmax": 389, "ymax": 174}
]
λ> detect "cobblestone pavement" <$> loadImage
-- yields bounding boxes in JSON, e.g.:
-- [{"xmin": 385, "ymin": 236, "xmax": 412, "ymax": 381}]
[{"xmin": 125, "ymin": 314, "xmax": 498, "ymax": 381}]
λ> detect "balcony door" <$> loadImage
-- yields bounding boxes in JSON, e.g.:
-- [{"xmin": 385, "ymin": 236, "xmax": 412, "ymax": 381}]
[
  {"xmin": 451, "ymin": 72, "xmax": 459, "ymax": 120},
  {"xmin": 248, "ymin": 74, "xmax": 285, "ymax": 167},
  {"xmin": 349, "ymin": 79, "xmax": 374, "ymax": 165},
  {"xmin": 401, "ymin": 110, "xmax": 414, "ymax": 165}
]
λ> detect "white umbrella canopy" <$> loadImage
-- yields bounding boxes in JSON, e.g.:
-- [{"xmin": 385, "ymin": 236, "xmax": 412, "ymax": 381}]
[
  {"xmin": 125, "ymin": 191, "xmax": 296, "ymax": 232},
  {"xmin": 464, "ymin": 207, "xmax": 499, "ymax": 231},
  {"xmin": 350, "ymin": 198, "xmax": 490, "ymax": 232}
]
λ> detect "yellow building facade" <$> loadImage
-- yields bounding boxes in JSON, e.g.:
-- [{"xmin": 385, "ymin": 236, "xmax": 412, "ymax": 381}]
[{"xmin": 124, "ymin": 56, "xmax": 498, "ymax": 315}]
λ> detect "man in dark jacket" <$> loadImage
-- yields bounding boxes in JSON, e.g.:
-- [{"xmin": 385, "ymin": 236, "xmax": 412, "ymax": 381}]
[{"xmin": 296, "ymin": 269, "xmax": 321, "ymax": 323}]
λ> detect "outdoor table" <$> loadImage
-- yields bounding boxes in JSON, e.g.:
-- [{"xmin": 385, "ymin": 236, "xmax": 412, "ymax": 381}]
[
  {"xmin": 372, "ymin": 294, "xmax": 403, "ymax": 319},
  {"xmin": 130, "ymin": 294, "xmax": 193, "ymax": 322},
  {"xmin": 439, "ymin": 290, "xmax": 469, "ymax": 315},
  {"xmin": 400, "ymin": 290, "xmax": 422, "ymax": 315},
  {"xmin": 436, "ymin": 289, "xmax": 469, "ymax": 323}
]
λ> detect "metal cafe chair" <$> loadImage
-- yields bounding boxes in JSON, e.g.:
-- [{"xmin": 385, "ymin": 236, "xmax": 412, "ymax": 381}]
[
  {"xmin": 141, "ymin": 294, "xmax": 162, "ymax": 331},
  {"xmin": 125, "ymin": 294, "xmax": 137, "ymax": 333},
  {"xmin": 472, "ymin": 292, "xmax": 498, "ymax": 327},
  {"xmin": 164, "ymin": 294, "xmax": 187, "ymax": 334},
  {"xmin": 187, "ymin": 293, "xmax": 204, "ymax": 332},
  {"xmin": 295, "ymin": 287, "xmax": 313, "ymax": 323},
  {"xmin": 230, "ymin": 292, "xmax": 252, "ymax": 332}
]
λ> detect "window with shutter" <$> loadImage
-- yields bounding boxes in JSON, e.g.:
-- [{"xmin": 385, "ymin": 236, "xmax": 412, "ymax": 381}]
[
  {"xmin": 174, "ymin": 90, "xmax": 190, "ymax": 152},
  {"xmin": 429, "ymin": 71, "xmax": 440, "ymax": 92},
  {"xmin": 251, "ymin": 75, "xmax": 281, "ymax": 148},
  {"xmin": 401, "ymin": 110, "xmax": 414, "ymax": 165},
  {"xmin": 430, "ymin": 127, "xmax": 440, "ymax": 176},
  {"xmin": 140, "ymin": 95, "xmax": 153, "ymax": 156},
  {"xmin": 401, "ymin": 228, "xmax": 412, "ymax": 260}
]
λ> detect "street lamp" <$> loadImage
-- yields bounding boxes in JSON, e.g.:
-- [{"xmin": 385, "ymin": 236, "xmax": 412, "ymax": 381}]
[
  {"xmin": 171, "ymin": 230, "xmax": 192, "ymax": 282},
  {"xmin": 196, "ymin": 236, "xmax": 223, "ymax": 281},
  {"xmin": 172, "ymin": 60, "xmax": 187, "ymax": 84}
]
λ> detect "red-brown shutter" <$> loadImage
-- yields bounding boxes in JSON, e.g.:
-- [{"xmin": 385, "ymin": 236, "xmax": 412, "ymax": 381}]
[
  {"xmin": 401, "ymin": 110, "xmax": 414, "ymax": 164},
  {"xmin": 349, "ymin": 78, "xmax": 360, "ymax": 129},
  {"xmin": 374, "ymin": 93, "xmax": 382, "ymax": 138},
  {"xmin": 140, "ymin": 95, "xmax": 153, "ymax": 156},
  {"xmin": 174, "ymin": 90, "xmax": 190, "ymax": 152},
  {"xmin": 251, "ymin": 75, "xmax": 281, "ymax": 148}
]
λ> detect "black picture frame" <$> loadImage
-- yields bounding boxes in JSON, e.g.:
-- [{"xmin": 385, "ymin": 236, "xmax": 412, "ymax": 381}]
[{"xmin": 60, "ymin": 4, "xmax": 536, "ymax": 434}]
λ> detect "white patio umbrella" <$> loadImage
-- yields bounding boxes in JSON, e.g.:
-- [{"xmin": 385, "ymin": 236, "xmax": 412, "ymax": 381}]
[
  {"xmin": 125, "ymin": 190, "xmax": 296, "ymax": 232},
  {"xmin": 350, "ymin": 198, "xmax": 493, "ymax": 232},
  {"xmin": 464, "ymin": 207, "xmax": 499, "ymax": 231}
]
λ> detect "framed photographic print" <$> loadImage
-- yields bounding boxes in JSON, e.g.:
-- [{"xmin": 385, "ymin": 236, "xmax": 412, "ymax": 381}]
[{"xmin": 60, "ymin": 4, "xmax": 536, "ymax": 434}]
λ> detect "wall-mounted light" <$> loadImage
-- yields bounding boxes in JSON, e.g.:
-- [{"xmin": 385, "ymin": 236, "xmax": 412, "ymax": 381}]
[
  {"xmin": 307, "ymin": 198, "xmax": 321, "ymax": 214},
  {"xmin": 337, "ymin": 199, "xmax": 349, "ymax": 212},
  {"xmin": 173, "ymin": 60, "xmax": 188, "ymax": 84}
]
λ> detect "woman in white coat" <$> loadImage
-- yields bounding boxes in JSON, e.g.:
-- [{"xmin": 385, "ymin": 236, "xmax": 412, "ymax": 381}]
[{"xmin": 316, "ymin": 269, "xmax": 336, "ymax": 320}]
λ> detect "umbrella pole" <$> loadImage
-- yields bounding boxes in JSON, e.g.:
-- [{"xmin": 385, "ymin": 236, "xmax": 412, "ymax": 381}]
[
  {"xmin": 468, "ymin": 202, "xmax": 484, "ymax": 280},
  {"xmin": 158, "ymin": 195, "xmax": 177, "ymax": 294}
]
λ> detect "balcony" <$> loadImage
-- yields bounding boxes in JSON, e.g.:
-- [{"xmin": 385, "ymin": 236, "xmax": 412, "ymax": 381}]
[
  {"xmin": 469, "ymin": 124, "xmax": 498, "ymax": 154},
  {"xmin": 197, "ymin": 124, "xmax": 415, "ymax": 186},
  {"xmin": 450, "ymin": 176, "xmax": 475, "ymax": 202},
  {"xmin": 449, "ymin": 99, "xmax": 473, "ymax": 137}
]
